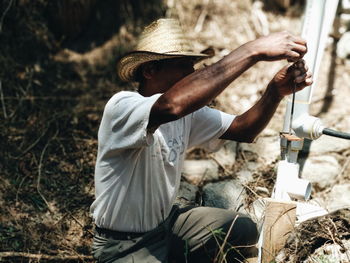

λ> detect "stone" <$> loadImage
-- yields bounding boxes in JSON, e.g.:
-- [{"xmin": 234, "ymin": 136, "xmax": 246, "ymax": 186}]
[
  {"xmin": 301, "ymin": 155, "xmax": 341, "ymax": 190},
  {"xmin": 236, "ymin": 169, "xmax": 254, "ymax": 184},
  {"xmin": 239, "ymin": 136, "xmax": 281, "ymax": 166},
  {"xmin": 242, "ymin": 198, "xmax": 267, "ymax": 229},
  {"xmin": 337, "ymin": 32, "xmax": 350, "ymax": 59},
  {"xmin": 308, "ymin": 135, "xmax": 350, "ymax": 155},
  {"xmin": 210, "ymin": 141, "xmax": 237, "ymax": 170},
  {"xmin": 202, "ymin": 180, "xmax": 248, "ymax": 211},
  {"xmin": 323, "ymin": 184, "xmax": 350, "ymax": 212},
  {"xmin": 182, "ymin": 159, "xmax": 219, "ymax": 184},
  {"xmin": 175, "ymin": 181, "xmax": 198, "ymax": 207},
  {"xmin": 304, "ymin": 240, "xmax": 350, "ymax": 263}
]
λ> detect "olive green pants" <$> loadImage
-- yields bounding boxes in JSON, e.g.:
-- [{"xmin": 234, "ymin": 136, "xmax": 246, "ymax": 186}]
[{"xmin": 92, "ymin": 206, "xmax": 258, "ymax": 263}]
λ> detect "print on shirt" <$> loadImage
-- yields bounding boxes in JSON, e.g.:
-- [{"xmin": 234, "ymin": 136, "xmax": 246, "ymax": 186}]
[{"xmin": 160, "ymin": 134, "xmax": 185, "ymax": 163}]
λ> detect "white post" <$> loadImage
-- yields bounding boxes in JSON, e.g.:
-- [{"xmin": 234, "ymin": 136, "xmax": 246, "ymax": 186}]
[{"xmin": 260, "ymin": 1, "xmax": 340, "ymax": 262}]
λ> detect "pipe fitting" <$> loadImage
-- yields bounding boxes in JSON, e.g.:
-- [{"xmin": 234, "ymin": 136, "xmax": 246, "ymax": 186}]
[
  {"xmin": 273, "ymin": 160, "xmax": 311, "ymax": 201},
  {"xmin": 287, "ymin": 178, "xmax": 311, "ymax": 200},
  {"xmin": 292, "ymin": 114, "xmax": 325, "ymax": 140}
]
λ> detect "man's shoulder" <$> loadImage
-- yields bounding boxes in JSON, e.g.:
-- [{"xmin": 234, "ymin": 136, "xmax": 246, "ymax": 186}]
[
  {"xmin": 110, "ymin": 91, "xmax": 140, "ymax": 101},
  {"xmin": 105, "ymin": 91, "xmax": 141, "ymax": 107}
]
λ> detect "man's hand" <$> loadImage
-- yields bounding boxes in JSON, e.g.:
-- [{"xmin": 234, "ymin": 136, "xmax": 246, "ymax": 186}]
[
  {"xmin": 269, "ymin": 59, "xmax": 313, "ymax": 100},
  {"xmin": 251, "ymin": 31, "xmax": 307, "ymax": 62}
]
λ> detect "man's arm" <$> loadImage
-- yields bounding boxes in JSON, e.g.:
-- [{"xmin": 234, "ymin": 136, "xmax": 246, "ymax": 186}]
[
  {"xmin": 148, "ymin": 31, "xmax": 307, "ymax": 129},
  {"xmin": 220, "ymin": 60, "xmax": 312, "ymax": 142}
]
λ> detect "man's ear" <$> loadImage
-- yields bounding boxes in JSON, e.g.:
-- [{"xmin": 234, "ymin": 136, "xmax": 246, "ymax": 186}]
[{"xmin": 142, "ymin": 62, "xmax": 157, "ymax": 80}]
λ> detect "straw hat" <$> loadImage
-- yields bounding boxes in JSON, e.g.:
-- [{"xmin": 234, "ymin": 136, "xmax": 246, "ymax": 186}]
[{"xmin": 117, "ymin": 18, "xmax": 211, "ymax": 82}]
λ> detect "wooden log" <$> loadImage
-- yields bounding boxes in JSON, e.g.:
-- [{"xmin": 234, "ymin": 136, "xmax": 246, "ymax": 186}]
[{"xmin": 261, "ymin": 198, "xmax": 297, "ymax": 263}]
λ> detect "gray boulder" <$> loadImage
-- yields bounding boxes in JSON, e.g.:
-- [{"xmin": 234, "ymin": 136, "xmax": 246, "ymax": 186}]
[
  {"xmin": 301, "ymin": 155, "xmax": 341, "ymax": 190},
  {"xmin": 202, "ymin": 180, "xmax": 247, "ymax": 211}
]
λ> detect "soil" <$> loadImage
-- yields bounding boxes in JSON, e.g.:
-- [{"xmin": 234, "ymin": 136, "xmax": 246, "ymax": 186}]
[{"xmin": 0, "ymin": 0, "xmax": 349, "ymax": 262}]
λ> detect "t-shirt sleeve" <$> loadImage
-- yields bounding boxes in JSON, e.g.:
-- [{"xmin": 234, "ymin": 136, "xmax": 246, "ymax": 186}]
[
  {"xmin": 188, "ymin": 106, "xmax": 235, "ymax": 152},
  {"xmin": 98, "ymin": 91, "xmax": 162, "ymax": 150}
]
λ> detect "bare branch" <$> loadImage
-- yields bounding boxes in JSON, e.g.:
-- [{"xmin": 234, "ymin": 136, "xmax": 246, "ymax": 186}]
[
  {"xmin": 0, "ymin": 251, "xmax": 93, "ymax": 261},
  {"xmin": 0, "ymin": 0, "xmax": 13, "ymax": 33},
  {"xmin": 0, "ymin": 80, "xmax": 7, "ymax": 119},
  {"xmin": 37, "ymin": 130, "xmax": 59, "ymax": 213}
]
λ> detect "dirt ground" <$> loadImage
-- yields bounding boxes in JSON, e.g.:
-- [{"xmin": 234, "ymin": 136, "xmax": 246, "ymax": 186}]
[{"xmin": 0, "ymin": 0, "xmax": 349, "ymax": 262}]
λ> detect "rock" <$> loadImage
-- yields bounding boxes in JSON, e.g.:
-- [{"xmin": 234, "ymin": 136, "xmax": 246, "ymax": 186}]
[
  {"xmin": 323, "ymin": 184, "xmax": 350, "ymax": 212},
  {"xmin": 304, "ymin": 240, "xmax": 350, "ymax": 263},
  {"xmin": 175, "ymin": 181, "xmax": 198, "ymax": 207},
  {"xmin": 301, "ymin": 155, "xmax": 341, "ymax": 190},
  {"xmin": 239, "ymin": 136, "xmax": 281, "ymax": 166},
  {"xmin": 236, "ymin": 169, "xmax": 254, "ymax": 184},
  {"xmin": 210, "ymin": 141, "xmax": 237, "ymax": 170},
  {"xmin": 246, "ymin": 161, "xmax": 260, "ymax": 172},
  {"xmin": 242, "ymin": 198, "xmax": 266, "ymax": 229},
  {"xmin": 202, "ymin": 180, "xmax": 248, "ymax": 211},
  {"xmin": 182, "ymin": 159, "xmax": 219, "ymax": 184},
  {"xmin": 337, "ymin": 31, "xmax": 350, "ymax": 59},
  {"xmin": 309, "ymin": 135, "xmax": 350, "ymax": 155}
]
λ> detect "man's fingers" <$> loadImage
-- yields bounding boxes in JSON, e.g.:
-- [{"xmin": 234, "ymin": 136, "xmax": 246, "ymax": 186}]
[
  {"xmin": 294, "ymin": 73, "xmax": 307, "ymax": 83},
  {"xmin": 295, "ymin": 70, "xmax": 312, "ymax": 82},
  {"xmin": 296, "ymin": 78, "xmax": 313, "ymax": 90},
  {"xmin": 287, "ymin": 50, "xmax": 303, "ymax": 62},
  {"xmin": 290, "ymin": 35, "xmax": 307, "ymax": 47},
  {"xmin": 292, "ymin": 43, "xmax": 307, "ymax": 55},
  {"xmin": 293, "ymin": 69, "xmax": 302, "ymax": 77},
  {"xmin": 295, "ymin": 70, "xmax": 313, "ymax": 89},
  {"xmin": 295, "ymin": 59, "xmax": 305, "ymax": 68},
  {"xmin": 292, "ymin": 59, "xmax": 308, "ymax": 76}
]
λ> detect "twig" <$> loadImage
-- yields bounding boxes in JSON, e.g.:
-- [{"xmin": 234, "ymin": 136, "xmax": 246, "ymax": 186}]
[
  {"xmin": 339, "ymin": 155, "xmax": 350, "ymax": 178},
  {"xmin": 215, "ymin": 215, "xmax": 239, "ymax": 263},
  {"xmin": 0, "ymin": 80, "xmax": 7, "ymax": 119},
  {"xmin": 0, "ymin": 0, "xmax": 13, "ymax": 33},
  {"xmin": 17, "ymin": 126, "xmax": 49, "ymax": 158},
  {"xmin": 37, "ymin": 130, "xmax": 59, "ymax": 213},
  {"xmin": 3, "ymin": 96, "xmax": 79, "ymax": 100},
  {"xmin": 8, "ymin": 70, "xmax": 33, "ymax": 119},
  {"xmin": 68, "ymin": 212, "xmax": 94, "ymax": 236},
  {"xmin": 251, "ymin": 1, "xmax": 269, "ymax": 36},
  {"xmin": 210, "ymin": 154, "xmax": 231, "ymax": 176},
  {"xmin": 243, "ymin": 183, "xmax": 261, "ymax": 199},
  {"xmin": 0, "ymin": 251, "xmax": 93, "ymax": 261},
  {"xmin": 194, "ymin": 9, "xmax": 208, "ymax": 33},
  {"xmin": 15, "ymin": 174, "xmax": 29, "ymax": 205}
]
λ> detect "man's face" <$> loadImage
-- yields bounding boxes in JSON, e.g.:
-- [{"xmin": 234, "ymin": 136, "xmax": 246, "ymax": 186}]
[{"xmin": 154, "ymin": 57, "xmax": 195, "ymax": 92}]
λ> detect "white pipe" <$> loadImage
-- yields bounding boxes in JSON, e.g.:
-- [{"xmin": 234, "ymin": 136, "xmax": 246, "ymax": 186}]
[
  {"xmin": 273, "ymin": 160, "xmax": 311, "ymax": 201},
  {"xmin": 295, "ymin": 0, "xmax": 339, "ymax": 104},
  {"xmin": 281, "ymin": 0, "xmax": 339, "ymax": 141}
]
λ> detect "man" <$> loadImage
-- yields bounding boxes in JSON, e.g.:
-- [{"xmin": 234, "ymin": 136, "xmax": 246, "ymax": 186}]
[{"xmin": 90, "ymin": 18, "xmax": 312, "ymax": 263}]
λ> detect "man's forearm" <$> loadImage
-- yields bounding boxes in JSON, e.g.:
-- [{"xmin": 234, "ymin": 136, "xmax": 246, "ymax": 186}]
[{"xmin": 159, "ymin": 42, "xmax": 259, "ymax": 118}]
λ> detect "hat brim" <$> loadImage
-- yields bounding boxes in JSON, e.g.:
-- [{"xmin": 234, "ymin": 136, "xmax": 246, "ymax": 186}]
[{"xmin": 117, "ymin": 50, "xmax": 211, "ymax": 82}]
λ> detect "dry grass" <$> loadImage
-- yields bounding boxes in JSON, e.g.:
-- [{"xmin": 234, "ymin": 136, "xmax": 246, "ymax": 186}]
[{"xmin": 1, "ymin": 0, "xmax": 350, "ymax": 262}]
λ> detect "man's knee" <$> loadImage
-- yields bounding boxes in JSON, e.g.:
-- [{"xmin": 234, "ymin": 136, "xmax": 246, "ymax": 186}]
[{"xmin": 226, "ymin": 214, "xmax": 259, "ymax": 246}]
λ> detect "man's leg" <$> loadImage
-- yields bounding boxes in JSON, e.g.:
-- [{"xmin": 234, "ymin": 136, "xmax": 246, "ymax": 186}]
[{"xmin": 169, "ymin": 206, "xmax": 258, "ymax": 263}]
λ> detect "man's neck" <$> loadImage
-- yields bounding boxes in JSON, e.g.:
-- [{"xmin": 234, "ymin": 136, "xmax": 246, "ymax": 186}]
[{"xmin": 138, "ymin": 81, "xmax": 166, "ymax": 97}]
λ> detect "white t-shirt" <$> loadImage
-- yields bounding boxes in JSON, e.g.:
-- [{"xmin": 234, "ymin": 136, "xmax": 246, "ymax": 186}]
[{"xmin": 90, "ymin": 91, "xmax": 235, "ymax": 232}]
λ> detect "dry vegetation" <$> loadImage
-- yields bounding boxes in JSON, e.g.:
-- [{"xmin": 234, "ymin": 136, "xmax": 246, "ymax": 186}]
[{"xmin": 1, "ymin": 0, "xmax": 349, "ymax": 262}]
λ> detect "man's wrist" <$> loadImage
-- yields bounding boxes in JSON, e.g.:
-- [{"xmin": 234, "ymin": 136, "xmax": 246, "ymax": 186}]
[
  {"xmin": 266, "ymin": 82, "xmax": 284, "ymax": 103},
  {"xmin": 245, "ymin": 39, "xmax": 263, "ymax": 63}
]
